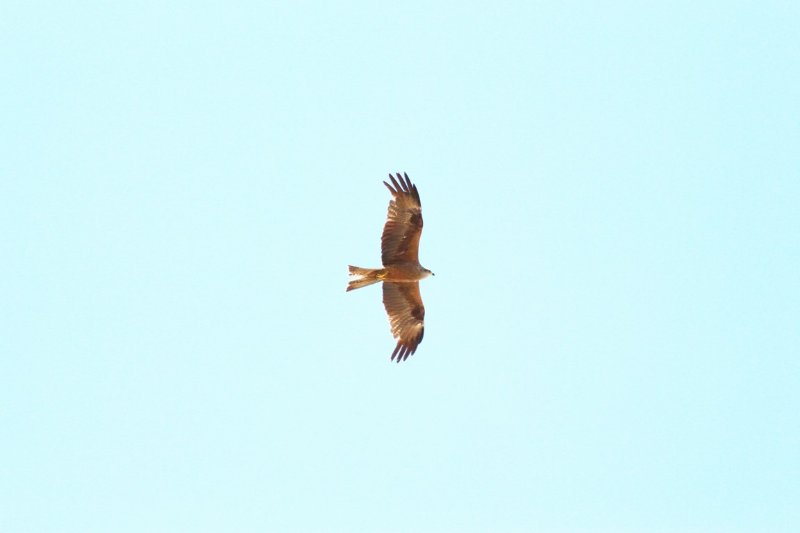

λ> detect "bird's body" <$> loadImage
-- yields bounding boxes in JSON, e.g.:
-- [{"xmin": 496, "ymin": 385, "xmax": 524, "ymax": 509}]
[{"xmin": 347, "ymin": 173, "xmax": 433, "ymax": 362}]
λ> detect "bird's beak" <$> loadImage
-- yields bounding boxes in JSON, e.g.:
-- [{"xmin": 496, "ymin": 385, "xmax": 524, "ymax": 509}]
[{"xmin": 432, "ymin": 272, "xmax": 435, "ymax": 276}]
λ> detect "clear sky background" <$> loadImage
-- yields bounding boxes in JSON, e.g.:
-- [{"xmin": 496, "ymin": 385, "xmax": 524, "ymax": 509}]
[{"xmin": 2, "ymin": 2, "xmax": 799, "ymax": 532}]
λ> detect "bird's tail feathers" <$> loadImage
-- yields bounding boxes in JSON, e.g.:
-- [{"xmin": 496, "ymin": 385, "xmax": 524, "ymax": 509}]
[{"xmin": 347, "ymin": 266, "xmax": 385, "ymax": 291}]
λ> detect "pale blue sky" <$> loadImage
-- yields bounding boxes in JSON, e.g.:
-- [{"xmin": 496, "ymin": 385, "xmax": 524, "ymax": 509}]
[{"xmin": 2, "ymin": 2, "xmax": 799, "ymax": 532}]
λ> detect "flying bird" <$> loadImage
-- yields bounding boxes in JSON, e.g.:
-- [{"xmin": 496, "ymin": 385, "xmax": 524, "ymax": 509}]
[{"xmin": 347, "ymin": 173, "xmax": 434, "ymax": 362}]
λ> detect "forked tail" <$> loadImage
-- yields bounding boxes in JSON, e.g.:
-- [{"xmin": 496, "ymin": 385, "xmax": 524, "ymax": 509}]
[{"xmin": 347, "ymin": 265, "xmax": 385, "ymax": 291}]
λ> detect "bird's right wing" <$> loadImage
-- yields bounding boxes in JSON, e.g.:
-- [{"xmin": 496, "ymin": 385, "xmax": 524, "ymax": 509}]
[{"xmin": 381, "ymin": 173, "xmax": 423, "ymax": 265}]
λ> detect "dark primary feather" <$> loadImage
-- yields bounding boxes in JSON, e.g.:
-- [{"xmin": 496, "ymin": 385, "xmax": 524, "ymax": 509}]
[
  {"xmin": 381, "ymin": 172, "xmax": 423, "ymax": 266},
  {"xmin": 382, "ymin": 281, "xmax": 425, "ymax": 362}
]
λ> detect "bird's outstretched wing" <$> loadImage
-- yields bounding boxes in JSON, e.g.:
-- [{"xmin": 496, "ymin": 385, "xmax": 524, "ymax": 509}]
[
  {"xmin": 382, "ymin": 281, "xmax": 425, "ymax": 362},
  {"xmin": 381, "ymin": 173, "xmax": 423, "ymax": 265}
]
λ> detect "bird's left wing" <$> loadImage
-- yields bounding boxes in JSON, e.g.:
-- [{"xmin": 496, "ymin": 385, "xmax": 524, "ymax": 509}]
[{"xmin": 382, "ymin": 281, "xmax": 425, "ymax": 362}]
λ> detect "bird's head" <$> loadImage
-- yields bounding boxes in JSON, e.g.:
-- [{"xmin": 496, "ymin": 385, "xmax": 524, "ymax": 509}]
[{"xmin": 423, "ymin": 268, "xmax": 435, "ymax": 278}]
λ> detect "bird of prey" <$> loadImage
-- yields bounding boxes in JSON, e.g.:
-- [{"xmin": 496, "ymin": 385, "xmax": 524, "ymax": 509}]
[{"xmin": 347, "ymin": 173, "xmax": 434, "ymax": 362}]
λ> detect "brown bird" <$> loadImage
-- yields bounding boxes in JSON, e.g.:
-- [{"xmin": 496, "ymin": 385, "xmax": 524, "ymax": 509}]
[{"xmin": 347, "ymin": 173, "xmax": 434, "ymax": 362}]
